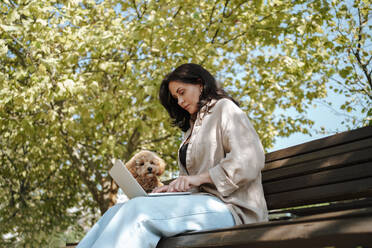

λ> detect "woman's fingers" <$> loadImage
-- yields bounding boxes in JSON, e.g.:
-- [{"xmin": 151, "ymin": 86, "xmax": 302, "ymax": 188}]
[
  {"xmin": 168, "ymin": 177, "xmax": 181, "ymax": 192},
  {"xmin": 174, "ymin": 179, "xmax": 181, "ymax": 191},
  {"xmin": 167, "ymin": 180, "xmax": 176, "ymax": 192},
  {"xmin": 178, "ymin": 176, "xmax": 186, "ymax": 191},
  {"xmin": 152, "ymin": 174, "xmax": 203, "ymax": 192},
  {"xmin": 177, "ymin": 178, "xmax": 185, "ymax": 192},
  {"xmin": 167, "ymin": 176, "xmax": 192, "ymax": 192},
  {"xmin": 180, "ymin": 179, "xmax": 186, "ymax": 191},
  {"xmin": 182, "ymin": 178, "xmax": 190, "ymax": 191},
  {"xmin": 152, "ymin": 185, "xmax": 169, "ymax": 193},
  {"xmin": 164, "ymin": 174, "xmax": 209, "ymax": 192}
]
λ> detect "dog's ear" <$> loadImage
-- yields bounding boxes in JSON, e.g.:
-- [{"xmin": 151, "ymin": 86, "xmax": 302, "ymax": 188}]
[
  {"xmin": 125, "ymin": 155, "xmax": 136, "ymax": 168},
  {"xmin": 156, "ymin": 159, "xmax": 166, "ymax": 175},
  {"xmin": 129, "ymin": 167, "xmax": 137, "ymax": 178},
  {"xmin": 126, "ymin": 161, "xmax": 139, "ymax": 178}
]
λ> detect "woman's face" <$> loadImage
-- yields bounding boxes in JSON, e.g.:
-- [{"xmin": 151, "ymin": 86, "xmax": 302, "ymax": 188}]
[{"xmin": 168, "ymin": 81, "xmax": 202, "ymax": 115}]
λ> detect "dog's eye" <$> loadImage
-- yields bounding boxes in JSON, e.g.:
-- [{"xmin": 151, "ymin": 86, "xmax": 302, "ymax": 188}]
[{"xmin": 140, "ymin": 162, "xmax": 144, "ymax": 166}]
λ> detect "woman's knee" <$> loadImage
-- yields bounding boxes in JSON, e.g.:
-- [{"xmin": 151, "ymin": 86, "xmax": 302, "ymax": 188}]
[
  {"xmin": 124, "ymin": 197, "xmax": 150, "ymax": 216},
  {"xmin": 124, "ymin": 197, "xmax": 170, "ymax": 222}
]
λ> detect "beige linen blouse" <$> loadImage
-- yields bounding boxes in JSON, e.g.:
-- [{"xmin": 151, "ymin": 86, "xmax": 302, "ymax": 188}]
[{"xmin": 178, "ymin": 98, "xmax": 268, "ymax": 225}]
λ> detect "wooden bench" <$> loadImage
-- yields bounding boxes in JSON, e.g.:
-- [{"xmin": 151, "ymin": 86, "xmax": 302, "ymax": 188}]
[{"xmin": 156, "ymin": 125, "xmax": 372, "ymax": 247}]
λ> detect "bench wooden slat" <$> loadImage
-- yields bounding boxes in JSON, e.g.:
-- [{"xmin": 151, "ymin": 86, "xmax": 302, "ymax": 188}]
[
  {"xmin": 264, "ymin": 161, "xmax": 372, "ymax": 195},
  {"xmin": 157, "ymin": 208, "xmax": 372, "ymax": 248},
  {"xmin": 270, "ymin": 198, "xmax": 372, "ymax": 217},
  {"xmin": 263, "ymin": 147, "xmax": 372, "ymax": 182},
  {"xmin": 265, "ymin": 125, "xmax": 372, "ymax": 163},
  {"xmin": 264, "ymin": 137, "xmax": 372, "ymax": 171},
  {"xmin": 266, "ymin": 177, "xmax": 372, "ymax": 209}
]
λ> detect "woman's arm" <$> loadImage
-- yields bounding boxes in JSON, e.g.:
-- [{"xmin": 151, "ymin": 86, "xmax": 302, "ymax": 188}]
[{"xmin": 208, "ymin": 100, "xmax": 265, "ymax": 197}]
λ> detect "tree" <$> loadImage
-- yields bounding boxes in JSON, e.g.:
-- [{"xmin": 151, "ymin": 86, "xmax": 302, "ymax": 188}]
[
  {"xmin": 0, "ymin": 0, "xmax": 369, "ymax": 245},
  {"xmin": 325, "ymin": 0, "xmax": 371, "ymax": 126}
]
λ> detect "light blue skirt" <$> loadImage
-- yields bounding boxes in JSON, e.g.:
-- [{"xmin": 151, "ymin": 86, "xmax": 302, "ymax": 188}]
[{"xmin": 77, "ymin": 194, "xmax": 235, "ymax": 248}]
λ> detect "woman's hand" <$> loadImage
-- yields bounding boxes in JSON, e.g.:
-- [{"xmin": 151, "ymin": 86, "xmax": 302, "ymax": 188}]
[
  {"xmin": 152, "ymin": 172, "xmax": 212, "ymax": 193},
  {"xmin": 152, "ymin": 185, "xmax": 169, "ymax": 193},
  {"xmin": 166, "ymin": 172, "xmax": 212, "ymax": 192}
]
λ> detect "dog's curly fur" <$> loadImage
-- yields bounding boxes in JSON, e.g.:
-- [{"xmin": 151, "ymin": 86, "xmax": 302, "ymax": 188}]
[{"xmin": 125, "ymin": 150, "xmax": 166, "ymax": 193}]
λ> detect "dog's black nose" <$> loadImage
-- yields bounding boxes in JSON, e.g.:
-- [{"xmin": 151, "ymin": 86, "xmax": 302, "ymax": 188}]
[{"xmin": 147, "ymin": 167, "xmax": 153, "ymax": 173}]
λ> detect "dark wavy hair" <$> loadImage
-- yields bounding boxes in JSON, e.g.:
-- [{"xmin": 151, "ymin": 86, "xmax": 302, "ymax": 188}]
[{"xmin": 159, "ymin": 63, "xmax": 239, "ymax": 132}]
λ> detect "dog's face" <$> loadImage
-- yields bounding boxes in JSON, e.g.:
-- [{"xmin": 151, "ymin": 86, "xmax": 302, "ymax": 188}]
[{"xmin": 129, "ymin": 151, "xmax": 165, "ymax": 179}]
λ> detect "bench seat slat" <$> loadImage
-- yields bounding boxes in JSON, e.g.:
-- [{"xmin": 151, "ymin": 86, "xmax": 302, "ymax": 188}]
[
  {"xmin": 270, "ymin": 198, "xmax": 372, "ymax": 217},
  {"xmin": 264, "ymin": 137, "xmax": 372, "ymax": 170},
  {"xmin": 265, "ymin": 126, "xmax": 372, "ymax": 163},
  {"xmin": 263, "ymin": 147, "xmax": 372, "ymax": 182},
  {"xmin": 157, "ymin": 208, "xmax": 372, "ymax": 248},
  {"xmin": 264, "ymin": 161, "xmax": 372, "ymax": 195},
  {"xmin": 266, "ymin": 177, "xmax": 372, "ymax": 209}
]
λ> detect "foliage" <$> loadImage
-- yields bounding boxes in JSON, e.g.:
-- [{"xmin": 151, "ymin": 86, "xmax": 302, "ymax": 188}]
[
  {"xmin": 325, "ymin": 0, "xmax": 371, "ymax": 126},
  {"xmin": 0, "ymin": 0, "xmax": 370, "ymax": 245}
]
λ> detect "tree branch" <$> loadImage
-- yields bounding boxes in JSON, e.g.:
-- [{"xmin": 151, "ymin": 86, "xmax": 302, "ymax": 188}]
[
  {"xmin": 211, "ymin": 28, "xmax": 220, "ymax": 44},
  {"xmin": 223, "ymin": 0, "xmax": 247, "ymax": 18},
  {"xmin": 6, "ymin": 43, "xmax": 26, "ymax": 67},
  {"xmin": 131, "ymin": 0, "xmax": 147, "ymax": 19},
  {"xmin": 222, "ymin": 31, "xmax": 247, "ymax": 45},
  {"xmin": 222, "ymin": 0, "xmax": 230, "ymax": 18},
  {"xmin": 127, "ymin": 127, "xmax": 140, "ymax": 157},
  {"xmin": 131, "ymin": 0, "xmax": 141, "ymax": 19},
  {"xmin": 173, "ymin": 6, "xmax": 182, "ymax": 19},
  {"xmin": 140, "ymin": 134, "xmax": 172, "ymax": 145},
  {"xmin": 65, "ymin": 145, "xmax": 103, "ymax": 213},
  {"xmin": 205, "ymin": 1, "xmax": 218, "ymax": 32},
  {"xmin": 351, "ymin": 7, "xmax": 372, "ymax": 94}
]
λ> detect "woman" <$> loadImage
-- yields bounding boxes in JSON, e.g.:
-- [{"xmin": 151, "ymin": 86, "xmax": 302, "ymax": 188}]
[{"xmin": 77, "ymin": 63, "xmax": 268, "ymax": 248}]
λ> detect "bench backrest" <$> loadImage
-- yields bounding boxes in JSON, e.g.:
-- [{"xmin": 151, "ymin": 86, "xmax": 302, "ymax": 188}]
[{"xmin": 262, "ymin": 126, "xmax": 372, "ymax": 211}]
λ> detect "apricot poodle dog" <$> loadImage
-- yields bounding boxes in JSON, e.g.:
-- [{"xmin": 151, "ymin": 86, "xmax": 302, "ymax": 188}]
[{"xmin": 125, "ymin": 150, "xmax": 166, "ymax": 192}]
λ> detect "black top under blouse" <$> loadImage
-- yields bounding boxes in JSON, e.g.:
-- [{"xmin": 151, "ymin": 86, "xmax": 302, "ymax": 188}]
[{"xmin": 179, "ymin": 143, "xmax": 189, "ymax": 172}]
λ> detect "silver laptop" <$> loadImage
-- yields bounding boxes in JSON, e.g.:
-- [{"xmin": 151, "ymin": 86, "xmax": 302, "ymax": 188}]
[{"xmin": 109, "ymin": 159, "xmax": 191, "ymax": 199}]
